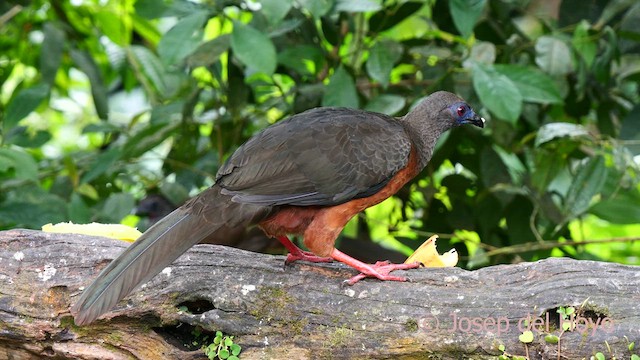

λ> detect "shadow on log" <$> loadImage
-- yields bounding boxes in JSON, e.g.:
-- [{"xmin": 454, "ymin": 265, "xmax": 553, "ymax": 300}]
[{"xmin": 1, "ymin": 229, "xmax": 639, "ymax": 359}]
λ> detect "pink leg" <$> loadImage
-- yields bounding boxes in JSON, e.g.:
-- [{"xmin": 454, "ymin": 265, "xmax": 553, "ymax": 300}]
[
  {"xmin": 276, "ymin": 236, "xmax": 333, "ymax": 264},
  {"xmin": 331, "ymin": 249, "xmax": 420, "ymax": 285}
]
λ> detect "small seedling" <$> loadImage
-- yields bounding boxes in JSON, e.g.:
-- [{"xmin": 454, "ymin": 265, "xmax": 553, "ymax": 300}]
[
  {"xmin": 557, "ymin": 306, "xmax": 575, "ymax": 331},
  {"xmin": 203, "ymin": 331, "xmax": 241, "ymax": 360},
  {"xmin": 519, "ymin": 330, "xmax": 534, "ymax": 344},
  {"xmin": 544, "ymin": 334, "xmax": 559, "ymax": 344}
]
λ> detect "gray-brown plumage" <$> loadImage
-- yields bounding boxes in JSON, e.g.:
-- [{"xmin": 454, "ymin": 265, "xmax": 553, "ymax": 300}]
[{"xmin": 71, "ymin": 91, "xmax": 484, "ymax": 325}]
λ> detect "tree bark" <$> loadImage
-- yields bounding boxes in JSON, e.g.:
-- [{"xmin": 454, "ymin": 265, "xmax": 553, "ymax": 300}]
[{"xmin": 1, "ymin": 229, "xmax": 639, "ymax": 360}]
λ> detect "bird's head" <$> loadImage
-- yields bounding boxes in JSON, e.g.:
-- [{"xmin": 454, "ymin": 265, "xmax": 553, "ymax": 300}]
[
  {"xmin": 402, "ymin": 91, "xmax": 485, "ymax": 168},
  {"xmin": 404, "ymin": 90, "xmax": 485, "ymax": 134},
  {"xmin": 422, "ymin": 91, "xmax": 485, "ymax": 131},
  {"xmin": 447, "ymin": 101, "xmax": 485, "ymax": 128}
]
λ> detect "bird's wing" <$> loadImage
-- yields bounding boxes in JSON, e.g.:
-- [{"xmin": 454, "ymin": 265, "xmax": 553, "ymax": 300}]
[{"xmin": 216, "ymin": 107, "xmax": 412, "ymax": 206}]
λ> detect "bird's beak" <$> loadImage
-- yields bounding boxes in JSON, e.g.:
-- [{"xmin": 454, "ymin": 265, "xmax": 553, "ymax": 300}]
[{"xmin": 469, "ymin": 113, "xmax": 485, "ymax": 128}]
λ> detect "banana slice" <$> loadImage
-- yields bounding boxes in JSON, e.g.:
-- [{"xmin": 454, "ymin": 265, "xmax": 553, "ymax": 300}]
[
  {"xmin": 42, "ymin": 222, "xmax": 142, "ymax": 242},
  {"xmin": 404, "ymin": 235, "xmax": 458, "ymax": 267}
]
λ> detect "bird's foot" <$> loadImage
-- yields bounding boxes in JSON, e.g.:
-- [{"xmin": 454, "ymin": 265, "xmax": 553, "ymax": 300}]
[
  {"xmin": 330, "ymin": 248, "xmax": 419, "ymax": 285},
  {"xmin": 276, "ymin": 236, "xmax": 333, "ymax": 265},
  {"xmin": 285, "ymin": 249, "xmax": 333, "ymax": 265},
  {"xmin": 345, "ymin": 261, "xmax": 420, "ymax": 285}
]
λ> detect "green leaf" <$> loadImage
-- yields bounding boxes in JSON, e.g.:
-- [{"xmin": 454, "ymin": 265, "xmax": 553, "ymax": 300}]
[
  {"xmin": 449, "ymin": 0, "xmax": 486, "ymax": 38},
  {"xmin": 594, "ymin": 353, "xmax": 605, "ymax": 360},
  {"xmin": 122, "ymin": 121, "xmax": 179, "ymax": 159},
  {"xmin": 135, "ymin": 0, "xmax": 171, "ymax": 18},
  {"xmin": 231, "ymin": 22, "xmax": 277, "ymax": 75},
  {"xmin": 590, "ymin": 191, "xmax": 640, "ymax": 224},
  {"xmin": 132, "ymin": 14, "xmax": 162, "ymax": 44},
  {"xmin": 130, "ymin": 46, "xmax": 169, "ymax": 97},
  {"xmin": 0, "ymin": 148, "xmax": 38, "ymax": 182},
  {"xmin": 572, "ymin": 20, "xmax": 597, "ymax": 68},
  {"xmin": 4, "ymin": 84, "xmax": 50, "ymax": 132},
  {"xmin": 366, "ymin": 40, "xmax": 403, "ymax": 87},
  {"xmin": 595, "ymin": 0, "xmax": 636, "ymax": 28},
  {"xmin": 364, "ymin": 94, "xmax": 405, "ymax": 115},
  {"xmin": 322, "ymin": 66, "xmax": 359, "ymax": 108},
  {"xmin": 81, "ymin": 147, "xmax": 122, "ymax": 184},
  {"xmin": 76, "ymin": 183, "xmax": 99, "ymax": 200},
  {"xmin": 531, "ymin": 149, "xmax": 566, "ymax": 191},
  {"xmin": 335, "ymin": 0, "xmax": 382, "ymax": 13},
  {"xmin": 96, "ymin": 9, "xmax": 131, "ymax": 46},
  {"xmin": 518, "ymin": 330, "xmax": 534, "ymax": 343},
  {"xmin": 296, "ymin": 0, "xmax": 333, "ymax": 18},
  {"xmin": 224, "ymin": 337, "xmax": 233, "ymax": 346},
  {"xmin": 0, "ymin": 197, "xmax": 67, "ymax": 228},
  {"xmin": 544, "ymin": 334, "xmax": 559, "ymax": 344},
  {"xmin": 219, "ymin": 349, "xmax": 230, "ymax": 359},
  {"xmin": 70, "ymin": 49, "xmax": 109, "ymax": 120},
  {"xmin": 101, "ymin": 193, "xmax": 135, "ymax": 223},
  {"xmin": 5, "ymin": 126, "xmax": 51, "ymax": 148},
  {"xmin": 160, "ymin": 182, "xmax": 190, "ymax": 207},
  {"xmin": 619, "ymin": 104, "xmax": 640, "ymax": 155},
  {"xmin": 69, "ymin": 193, "xmax": 92, "ymax": 224},
  {"xmin": 467, "ymin": 247, "xmax": 489, "ymax": 268},
  {"xmin": 268, "ymin": 18, "xmax": 304, "ymax": 37},
  {"xmin": 466, "ymin": 41, "xmax": 495, "ymax": 66},
  {"xmin": 278, "ymin": 45, "xmax": 324, "ymax": 76},
  {"xmin": 535, "ymin": 36, "xmax": 573, "ymax": 76},
  {"xmin": 620, "ymin": 4, "xmax": 640, "ymax": 53},
  {"xmin": 186, "ymin": 34, "xmax": 230, "ymax": 67},
  {"xmin": 41, "ymin": 23, "xmax": 65, "ymax": 85},
  {"xmin": 230, "ymin": 343, "xmax": 241, "ymax": 356},
  {"xmin": 535, "ymin": 123, "xmax": 590, "ymax": 147},
  {"xmin": 83, "ymin": 122, "xmax": 121, "ymax": 134},
  {"xmin": 564, "ymin": 156, "xmax": 608, "ymax": 218},
  {"xmin": 157, "ymin": 12, "xmax": 208, "ymax": 66},
  {"xmin": 260, "ymin": 0, "xmax": 292, "ymax": 24},
  {"xmin": 472, "ymin": 63, "xmax": 522, "ymax": 124},
  {"xmin": 493, "ymin": 145, "xmax": 526, "ymax": 185},
  {"xmin": 369, "ymin": 2, "xmax": 425, "ymax": 33},
  {"xmin": 493, "ymin": 64, "xmax": 562, "ymax": 104}
]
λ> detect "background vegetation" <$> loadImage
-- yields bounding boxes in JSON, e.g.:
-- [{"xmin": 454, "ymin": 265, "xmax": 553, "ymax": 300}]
[{"xmin": 1, "ymin": 0, "xmax": 639, "ymax": 268}]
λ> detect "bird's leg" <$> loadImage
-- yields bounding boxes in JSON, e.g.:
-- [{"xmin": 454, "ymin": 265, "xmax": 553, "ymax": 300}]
[
  {"xmin": 276, "ymin": 236, "xmax": 333, "ymax": 264},
  {"xmin": 331, "ymin": 249, "xmax": 420, "ymax": 285}
]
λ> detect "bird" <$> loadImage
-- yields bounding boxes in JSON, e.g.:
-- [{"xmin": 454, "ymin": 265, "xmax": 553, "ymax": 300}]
[{"xmin": 71, "ymin": 91, "xmax": 484, "ymax": 325}]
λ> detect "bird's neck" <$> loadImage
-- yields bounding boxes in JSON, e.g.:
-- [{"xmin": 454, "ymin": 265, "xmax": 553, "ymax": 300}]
[{"xmin": 400, "ymin": 115, "xmax": 444, "ymax": 170}]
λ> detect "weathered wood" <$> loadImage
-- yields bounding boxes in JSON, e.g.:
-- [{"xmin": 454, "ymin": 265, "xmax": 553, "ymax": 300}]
[{"xmin": 1, "ymin": 229, "xmax": 639, "ymax": 360}]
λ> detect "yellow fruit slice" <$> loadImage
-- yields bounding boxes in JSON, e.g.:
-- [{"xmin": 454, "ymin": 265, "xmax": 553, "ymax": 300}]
[
  {"xmin": 42, "ymin": 222, "xmax": 142, "ymax": 242},
  {"xmin": 404, "ymin": 235, "xmax": 458, "ymax": 267}
]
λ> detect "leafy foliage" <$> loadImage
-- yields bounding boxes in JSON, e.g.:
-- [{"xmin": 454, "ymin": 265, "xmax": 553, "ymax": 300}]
[
  {"xmin": 203, "ymin": 331, "xmax": 241, "ymax": 360},
  {"xmin": 1, "ymin": 0, "xmax": 639, "ymax": 267}
]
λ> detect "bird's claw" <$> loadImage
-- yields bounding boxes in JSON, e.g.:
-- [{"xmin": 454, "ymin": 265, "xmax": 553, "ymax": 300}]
[
  {"xmin": 285, "ymin": 249, "xmax": 333, "ymax": 265},
  {"xmin": 344, "ymin": 261, "xmax": 420, "ymax": 286}
]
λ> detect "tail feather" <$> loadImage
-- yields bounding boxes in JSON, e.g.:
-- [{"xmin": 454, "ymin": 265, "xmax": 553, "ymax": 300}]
[{"xmin": 71, "ymin": 186, "xmax": 269, "ymax": 325}]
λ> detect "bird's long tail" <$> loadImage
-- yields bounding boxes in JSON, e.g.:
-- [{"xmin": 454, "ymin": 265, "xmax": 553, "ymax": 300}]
[{"xmin": 71, "ymin": 186, "xmax": 270, "ymax": 325}]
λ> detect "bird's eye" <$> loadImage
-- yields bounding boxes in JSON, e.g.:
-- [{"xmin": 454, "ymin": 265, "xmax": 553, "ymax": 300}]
[{"xmin": 456, "ymin": 105, "xmax": 466, "ymax": 117}]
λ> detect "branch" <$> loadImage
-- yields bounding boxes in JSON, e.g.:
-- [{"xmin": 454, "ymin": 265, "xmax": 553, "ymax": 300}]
[
  {"xmin": 1, "ymin": 229, "xmax": 638, "ymax": 359},
  {"xmin": 482, "ymin": 236, "xmax": 640, "ymax": 258},
  {"xmin": 0, "ymin": 5, "xmax": 22, "ymax": 27}
]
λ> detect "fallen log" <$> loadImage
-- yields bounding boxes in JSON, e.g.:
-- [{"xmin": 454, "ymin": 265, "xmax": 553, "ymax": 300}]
[{"xmin": 1, "ymin": 229, "xmax": 638, "ymax": 359}]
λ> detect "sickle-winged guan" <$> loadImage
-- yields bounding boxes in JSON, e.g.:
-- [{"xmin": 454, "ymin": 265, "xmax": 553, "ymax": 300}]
[{"xmin": 71, "ymin": 91, "xmax": 484, "ymax": 325}]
